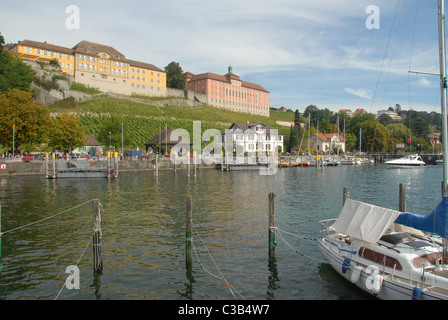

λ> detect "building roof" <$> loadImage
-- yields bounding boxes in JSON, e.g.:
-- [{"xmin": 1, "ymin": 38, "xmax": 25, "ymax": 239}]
[
  {"xmin": 10, "ymin": 38, "xmax": 165, "ymax": 74},
  {"xmin": 16, "ymin": 39, "xmax": 74, "ymax": 55},
  {"xmin": 72, "ymin": 40, "xmax": 128, "ymax": 61},
  {"xmin": 128, "ymin": 59, "xmax": 164, "ymax": 72},
  {"xmin": 186, "ymin": 71, "xmax": 269, "ymax": 93},
  {"xmin": 84, "ymin": 135, "xmax": 103, "ymax": 146},
  {"xmin": 314, "ymin": 133, "xmax": 345, "ymax": 142},
  {"xmin": 145, "ymin": 129, "xmax": 192, "ymax": 146},
  {"xmin": 228, "ymin": 122, "xmax": 282, "ymax": 135}
]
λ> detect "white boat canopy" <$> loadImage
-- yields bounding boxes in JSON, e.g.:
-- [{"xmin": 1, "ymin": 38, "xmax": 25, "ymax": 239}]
[{"xmin": 330, "ymin": 198, "xmax": 401, "ymax": 243}]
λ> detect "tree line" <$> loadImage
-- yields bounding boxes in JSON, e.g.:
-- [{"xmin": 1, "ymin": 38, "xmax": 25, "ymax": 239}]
[{"xmin": 287, "ymin": 104, "xmax": 442, "ymax": 154}]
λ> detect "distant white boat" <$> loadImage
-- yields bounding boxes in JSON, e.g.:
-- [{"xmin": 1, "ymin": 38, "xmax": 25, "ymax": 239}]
[{"xmin": 385, "ymin": 155, "xmax": 426, "ymax": 168}]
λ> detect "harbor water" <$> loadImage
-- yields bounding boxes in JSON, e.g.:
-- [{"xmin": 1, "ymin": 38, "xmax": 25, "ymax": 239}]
[{"xmin": 0, "ymin": 164, "xmax": 443, "ymax": 300}]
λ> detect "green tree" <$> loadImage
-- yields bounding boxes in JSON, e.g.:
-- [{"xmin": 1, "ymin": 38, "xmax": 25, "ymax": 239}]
[
  {"xmin": 0, "ymin": 33, "xmax": 4, "ymax": 53},
  {"xmin": 386, "ymin": 123, "xmax": 410, "ymax": 144},
  {"xmin": 378, "ymin": 113, "xmax": 393, "ymax": 126},
  {"xmin": 412, "ymin": 117, "xmax": 430, "ymax": 138},
  {"xmin": 0, "ymin": 89, "xmax": 50, "ymax": 150},
  {"xmin": 0, "ymin": 51, "xmax": 35, "ymax": 92},
  {"xmin": 360, "ymin": 120, "xmax": 391, "ymax": 153},
  {"xmin": 165, "ymin": 61, "xmax": 186, "ymax": 89},
  {"xmin": 48, "ymin": 113, "xmax": 86, "ymax": 152},
  {"xmin": 344, "ymin": 132, "xmax": 357, "ymax": 151},
  {"xmin": 289, "ymin": 125, "xmax": 298, "ymax": 152},
  {"xmin": 97, "ymin": 115, "xmax": 134, "ymax": 150}
]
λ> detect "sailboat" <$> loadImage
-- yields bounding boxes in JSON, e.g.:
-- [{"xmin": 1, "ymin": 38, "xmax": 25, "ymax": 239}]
[{"xmin": 318, "ymin": 0, "xmax": 448, "ymax": 300}]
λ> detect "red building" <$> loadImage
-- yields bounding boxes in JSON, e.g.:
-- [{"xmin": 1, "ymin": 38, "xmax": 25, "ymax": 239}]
[{"xmin": 185, "ymin": 66, "xmax": 270, "ymax": 117}]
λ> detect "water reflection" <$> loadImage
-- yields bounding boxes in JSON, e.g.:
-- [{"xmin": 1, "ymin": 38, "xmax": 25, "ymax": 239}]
[{"xmin": 0, "ymin": 165, "xmax": 443, "ymax": 299}]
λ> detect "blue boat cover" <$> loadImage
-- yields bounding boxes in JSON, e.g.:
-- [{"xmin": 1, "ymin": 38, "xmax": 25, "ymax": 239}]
[{"xmin": 394, "ymin": 197, "xmax": 448, "ymax": 239}]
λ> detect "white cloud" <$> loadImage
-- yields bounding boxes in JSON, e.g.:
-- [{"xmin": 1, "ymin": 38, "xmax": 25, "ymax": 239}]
[
  {"xmin": 0, "ymin": 0, "xmax": 441, "ymax": 112},
  {"xmin": 344, "ymin": 88, "xmax": 373, "ymax": 100}
]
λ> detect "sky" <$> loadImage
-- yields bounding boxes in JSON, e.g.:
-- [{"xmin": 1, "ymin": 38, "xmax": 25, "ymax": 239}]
[{"xmin": 0, "ymin": 0, "xmax": 445, "ymax": 114}]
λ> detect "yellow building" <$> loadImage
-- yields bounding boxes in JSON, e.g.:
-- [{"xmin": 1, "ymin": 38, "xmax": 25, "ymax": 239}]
[
  {"xmin": 128, "ymin": 59, "xmax": 166, "ymax": 94},
  {"xmin": 7, "ymin": 39, "xmax": 166, "ymax": 96},
  {"xmin": 8, "ymin": 39, "xmax": 75, "ymax": 75}
]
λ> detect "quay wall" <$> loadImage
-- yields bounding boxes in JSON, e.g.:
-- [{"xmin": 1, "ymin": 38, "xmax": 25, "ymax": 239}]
[
  {"xmin": 0, "ymin": 153, "xmax": 442, "ymax": 177},
  {"xmin": 0, "ymin": 157, "xmax": 215, "ymax": 177}
]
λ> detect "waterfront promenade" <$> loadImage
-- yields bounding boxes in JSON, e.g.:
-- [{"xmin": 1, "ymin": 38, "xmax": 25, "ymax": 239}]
[
  {"xmin": 0, "ymin": 156, "xmax": 216, "ymax": 176},
  {"xmin": 0, "ymin": 153, "xmax": 441, "ymax": 176}
]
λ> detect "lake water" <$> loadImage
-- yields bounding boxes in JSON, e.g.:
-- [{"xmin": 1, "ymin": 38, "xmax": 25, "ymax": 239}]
[{"xmin": 0, "ymin": 163, "xmax": 443, "ymax": 300}]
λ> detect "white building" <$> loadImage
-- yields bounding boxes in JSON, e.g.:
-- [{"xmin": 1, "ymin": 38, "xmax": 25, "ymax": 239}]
[
  {"xmin": 313, "ymin": 133, "xmax": 345, "ymax": 154},
  {"xmin": 224, "ymin": 122, "xmax": 284, "ymax": 155}
]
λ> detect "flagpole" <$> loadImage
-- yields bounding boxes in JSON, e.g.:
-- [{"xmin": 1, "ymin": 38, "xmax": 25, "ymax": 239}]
[
  {"xmin": 12, "ymin": 118, "xmax": 15, "ymax": 158},
  {"xmin": 121, "ymin": 122, "xmax": 124, "ymax": 158}
]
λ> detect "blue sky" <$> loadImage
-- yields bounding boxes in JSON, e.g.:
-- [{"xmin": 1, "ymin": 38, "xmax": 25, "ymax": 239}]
[{"xmin": 0, "ymin": 0, "xmax": 444, "ymax": 114}]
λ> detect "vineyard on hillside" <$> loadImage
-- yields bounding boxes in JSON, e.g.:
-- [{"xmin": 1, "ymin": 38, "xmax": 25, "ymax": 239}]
[
  {"xmin": 77, "ymin": 113, "xmax": 228, "ymax": 150},
  {"xmin": 51, "ymin": 96, "xmax": 293, "ymax": 151}
]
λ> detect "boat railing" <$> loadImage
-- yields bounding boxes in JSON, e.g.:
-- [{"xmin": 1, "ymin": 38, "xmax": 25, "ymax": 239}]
[{"xmin": 319, "ymin": 218, "xmax": 337, "ymax": 238}]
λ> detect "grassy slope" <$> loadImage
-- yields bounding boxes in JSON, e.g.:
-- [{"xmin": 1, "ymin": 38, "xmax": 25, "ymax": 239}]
[{"xmin": 50, "ymin": 96, "xmax": 295, "ymax": 150}]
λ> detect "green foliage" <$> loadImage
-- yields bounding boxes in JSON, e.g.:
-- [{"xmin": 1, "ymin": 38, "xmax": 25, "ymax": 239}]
[
  {"xmin": 33, "ymin": 74, "xmax": 69, "ymax": 91},
  {"xmin": 48, "ymin": 113, "xmax": 86, "ymax": 152},
  {"xmin": 96, "ymin": 115, "xmax": 135, "ymax": 150},
  {"xmin": 52, "ymin": 96, "xmax": 77, "ymax": 108},
  {"xmin": 70, "ymin": 82, "xmax": 101, "ymax": 94},
  {"xmin": 0, "ymin": 89, "xmax": 50, "ymax": 149},
  {"xmin": 0, "ymin": 51, "xmax": 35, "ymax": 93},
  {"xmin": 49, "ymin": 58, "xmax": 61, "ymax": 69},
  {"xmin": 165, "ymin": 61, "xmax": 185, "ymax": 89}
]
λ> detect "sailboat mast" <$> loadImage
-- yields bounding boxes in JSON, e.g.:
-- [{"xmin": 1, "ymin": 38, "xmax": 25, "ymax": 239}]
[{"xmin": 439, "ymin": 0, "xmax": 448, "ymax": 197}]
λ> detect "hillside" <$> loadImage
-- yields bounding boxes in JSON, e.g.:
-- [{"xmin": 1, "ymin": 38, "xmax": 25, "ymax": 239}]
[
  {"xmin": 20, "ymin": 59, "xmax": 294, "ymax": 150},
  {"xmin": 49, "ymin": 94, "xmax": 294, "ymax": 150}
]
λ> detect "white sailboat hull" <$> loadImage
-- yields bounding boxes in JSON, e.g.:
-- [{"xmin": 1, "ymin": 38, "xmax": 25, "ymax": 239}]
[{"xmin": 318, "ymin": 238, "xmax": 447, "ymax": 300}]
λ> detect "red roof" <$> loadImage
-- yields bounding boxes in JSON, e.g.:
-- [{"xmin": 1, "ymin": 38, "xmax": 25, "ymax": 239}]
[
  {"xmin": 186, "ymin": 71, "xmax": 268, "ymax": 93},
  {"xmin": 314, "ymin": 133, "xmax": 345, "ymax": 142}
]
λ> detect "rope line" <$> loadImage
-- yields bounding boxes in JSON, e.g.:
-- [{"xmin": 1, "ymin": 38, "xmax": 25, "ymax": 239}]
[
  {"xmin": 1, "ymin": 199, "xmax": 100, "ymax": 236},
  {"xmin": 191, "ymin": 222, "xmax": 244, "ymax": 300},
  {"xmin": 273, "ymin": 227, "xmax": 327, "ymax": 264},
  {"xmin": 54, "ymin": 230, "xmax": 94, "ymax": 300}
]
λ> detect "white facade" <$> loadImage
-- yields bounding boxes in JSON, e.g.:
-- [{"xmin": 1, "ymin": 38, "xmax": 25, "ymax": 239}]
[
  {"xmin": 224, "ymin": 123, "xmax": 284, "ymax": 154},
  {"xmin": 313, "ymin": 133, "xmax": 345, "ymax": 154}
]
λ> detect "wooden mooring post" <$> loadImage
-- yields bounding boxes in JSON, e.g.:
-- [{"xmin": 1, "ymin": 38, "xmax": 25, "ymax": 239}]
[
  {"xmin": 114, "ymin": 152, "xmax": 118, "ymax": 178},
  {"xmin": 93, "ymin": 200, "xmax": 103, "ymax": 274},
  {"xmin": 0, "ymin": 202, "xmax": 2, "ymax": 272},
  {"xmin": 193, "ymin": 151, "xmax": 197, "ymax": 177},
  {"xmin": 187, "ymin": 151, "xmax": 190, "ymax": 177},
  {"xmin": 343, "ymin": 187, "xmax": 350, "ymax": 205},
  {"xmin": 399, "ymin": 183, "xmax": 405, "ymax": 212},
  {"xmin": 186, "ymin": 197, "xmax": 193, "ymax": 269},
  {"xmin": 107, "ymin": 152, "xmax": 111, "ymax": 178},
  {"xmin": 268, "ymin": 192, "xmax": 276, "ymax": 261}
]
